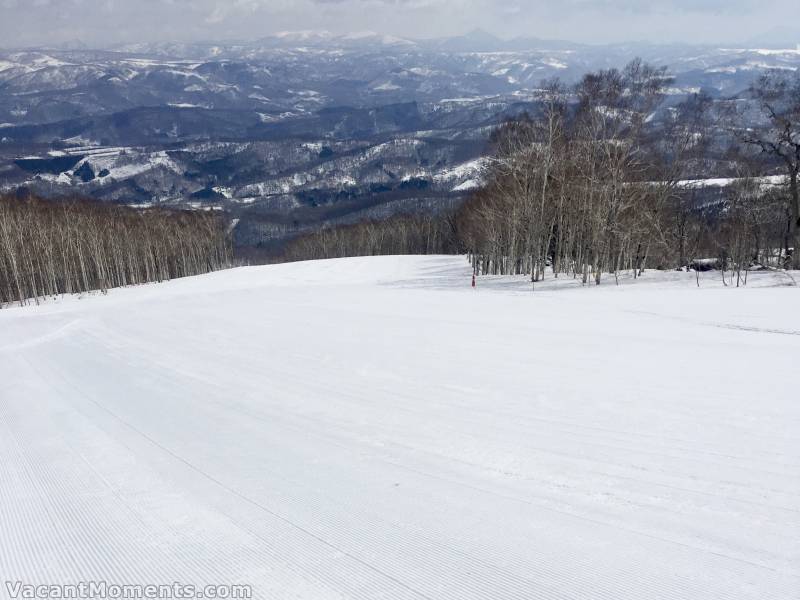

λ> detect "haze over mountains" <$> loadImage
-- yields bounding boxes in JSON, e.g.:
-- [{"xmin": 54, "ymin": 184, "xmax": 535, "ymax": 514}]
[{"xmin": 1, "ymin": 30, "xmax": 799, "ymax": 251}]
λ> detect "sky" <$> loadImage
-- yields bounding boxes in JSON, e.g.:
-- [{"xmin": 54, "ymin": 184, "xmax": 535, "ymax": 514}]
[{"xmin": 0, "ymin": 0, "xmax": 797, "ymax": 48}]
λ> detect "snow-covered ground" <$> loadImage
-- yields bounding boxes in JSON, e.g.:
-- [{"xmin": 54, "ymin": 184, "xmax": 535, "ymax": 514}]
[{"xmin": 1, "ymin": 256, "xmax": 798, "ymax": 599}]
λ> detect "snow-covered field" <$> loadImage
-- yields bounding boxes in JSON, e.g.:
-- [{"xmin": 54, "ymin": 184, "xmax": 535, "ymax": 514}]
[{"xmin": 1, "ymin": 256, "xmax": 798, "ymax": 599}]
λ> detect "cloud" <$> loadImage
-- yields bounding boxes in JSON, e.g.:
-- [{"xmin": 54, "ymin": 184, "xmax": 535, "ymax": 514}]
[{"xmin": 0, "ymin": 0, "xmax": 795, "ymax": 47}]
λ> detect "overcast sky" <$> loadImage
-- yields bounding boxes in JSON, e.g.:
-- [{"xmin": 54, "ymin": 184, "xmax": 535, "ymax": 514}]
[{"xmin": 0, "ymin": 0, "xmax": 797, "ymax": 48}]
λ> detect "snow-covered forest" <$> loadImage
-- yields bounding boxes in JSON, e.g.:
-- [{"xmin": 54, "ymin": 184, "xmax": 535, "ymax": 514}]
[
  {"xmin": 285, "ymin": 64, "xmax": 800, "ymax": 284},
  {"xmin": 0, "ymin": 195, "xmax": 230, "ymax": 305},
  {"xmin": 3, "ymin": 64, "xmax": 800, "ymax": 307}
]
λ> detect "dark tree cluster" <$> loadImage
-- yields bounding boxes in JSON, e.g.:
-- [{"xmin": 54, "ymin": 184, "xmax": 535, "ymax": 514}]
[
  {"xmin": 282, "ymin": 63, "xmax": 799, "ymax": 286},
  {"xmin": 0, "ymin": 194, "xmax": 231, "ymax": 306},
  {"xmin": 457, "ymin": 62, "xmax": 675, "ymax": 284},
  {"xmin": 282, "ymin": 214, "xmax": 459, "ymax": 262},
  {"xmin": 743, "ymin": 71, "xmax": 800, "ymax": 267},
  {"xmin": 455, "ymin": 65, "xmax": 800, "ymax": 283},
  {"xmin": 7, "ymin": 63, "xmax": 795, "ymax": 300}
]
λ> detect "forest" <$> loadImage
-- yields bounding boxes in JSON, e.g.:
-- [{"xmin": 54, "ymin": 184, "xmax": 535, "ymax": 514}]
[
  {"xmin": 0, "ymin": 194, "xmax": 231, "ymax": 306},
  {"xmin": 2, "ymin": 62, "xmax": 799, "ymax": 305},
  {"xmin": 285, "ymin": 62, "xmax": 800, "ymax": 286}
]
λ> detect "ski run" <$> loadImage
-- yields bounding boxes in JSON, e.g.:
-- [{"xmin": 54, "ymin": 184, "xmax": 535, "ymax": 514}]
[{"xmin": 1, "ymin": 255, "xmax": 798, "ymax": 599}]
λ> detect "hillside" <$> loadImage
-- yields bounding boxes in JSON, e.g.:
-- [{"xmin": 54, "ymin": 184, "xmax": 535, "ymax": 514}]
[
  {"xmin": 1, "ymin": 256, "xmax": 798, "ymax": 599},
  {"xmin": 2, "ymin": 38, "xmax": 800, "ymax": 250}
]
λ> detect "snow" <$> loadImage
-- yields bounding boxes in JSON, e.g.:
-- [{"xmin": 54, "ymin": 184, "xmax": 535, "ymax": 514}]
[
  {"xmin": 62, "ymin": 135, "xmax": 100, "ymax": 147},
  {"xmin": 438, "ymin": 95, "xmax": 495, "ymax": 104},
  {"xmin": 678, "ymin": 174, "xmax": 787, "ymax": 189},
  {"xmin": 340, "ymin": 32, "xmax": 414, "ymax": 46},
  {"xmin": 35, "ymin": 172, "xmax": 73, "ymax": 184},
  {"xmin": 273, "ymin": 30, "xmax": 334, "ymax": 42},
  {"xmin": 407, "ymin": 67, "xmax": 440, "ymax": 76},
  {"xmin": 452, "ymin": 178, "xmax": 481, "ymax": 192},
  {"xmin": 1, "ymin": 256, "xmax": 798, "ymax": 599},
  {"xmin": 83, "ymin": 150, "xmax": 182, "ymax": 183},
  {"xmin": 541, "ymin": 58, "xmax": 568, "ymax": 69},
  {"xmin": 434, "ymin": 157, "xmax": 489, "ymax": 183},
  {"xmin": 373, "ymin": 82, "xmax": 402, "ymax": 91},
  {"xmin": 721, "ymin": 47, "xmax": 800, "ymax": 56},
  {"xmin": 212, "ymin": 186, "xmax": 233, "ymax": 199},
  {"xmin": 665, "ymin": 86, "xmax": 701, "ymax": 95},
  {"xmin": 258, "ymin": 111, "xmax": 299, "ymax": 123}
]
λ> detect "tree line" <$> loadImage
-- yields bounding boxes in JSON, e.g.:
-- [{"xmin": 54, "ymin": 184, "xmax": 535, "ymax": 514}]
[
  {"xmin": 282, "ymin": 214, "xmax": 458, "ymax": 262},
  {"xmin": 5, "ymin": 62, "xmax": 795, "ymax": 301},
  {"xmin": 283, "ymin": 63, "xmax": 800, "ymax": 284},
  {"xmin": 0, "ymin": 194, "xmax": 231, "ymax": 306}
]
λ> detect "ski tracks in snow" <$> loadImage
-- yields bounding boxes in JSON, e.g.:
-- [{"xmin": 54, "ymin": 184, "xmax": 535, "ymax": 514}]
[{"xmin": 1, "ymin": 256, "xmax": 798, "ymax": 599}]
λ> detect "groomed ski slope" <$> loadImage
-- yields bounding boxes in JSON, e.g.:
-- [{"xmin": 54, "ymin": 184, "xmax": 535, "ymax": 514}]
[{"xmin": 1, "ymin": 255, "xmax": 798, "ymax": 600}]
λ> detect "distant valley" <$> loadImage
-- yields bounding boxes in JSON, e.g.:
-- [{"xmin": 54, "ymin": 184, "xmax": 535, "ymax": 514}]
[{"xmin": 1, "ymin": 30, "xmax": 798, "ymax": 252}]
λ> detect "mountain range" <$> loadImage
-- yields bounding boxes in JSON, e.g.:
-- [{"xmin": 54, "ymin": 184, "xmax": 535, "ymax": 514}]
[{"xmin": 1, "ymin": 31, "xmax": 798, "ymax": 252}]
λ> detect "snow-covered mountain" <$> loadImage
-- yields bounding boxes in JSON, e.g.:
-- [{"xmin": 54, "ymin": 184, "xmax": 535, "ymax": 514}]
[
  {"xmin": 1, "ymin": 34, "xmax": 798, "ymax": 249},
  {"xmin": 3, "ymin": 34, "xmax": 798, "ymax": 126}
]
